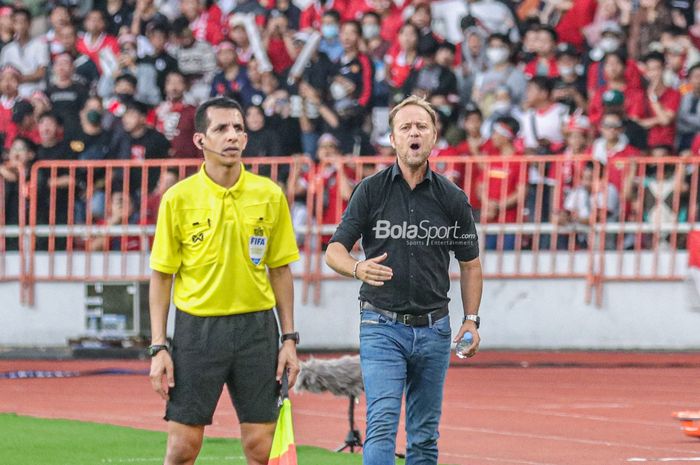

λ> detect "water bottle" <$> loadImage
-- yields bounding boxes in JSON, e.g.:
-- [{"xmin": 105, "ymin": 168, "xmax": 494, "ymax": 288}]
[{"xmin": 455, "ymin": 332, "xmax": 473, "ymax": 359}]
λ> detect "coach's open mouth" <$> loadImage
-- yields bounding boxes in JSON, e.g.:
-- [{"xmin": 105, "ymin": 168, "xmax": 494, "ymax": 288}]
[{"xmin": 410, "ymin": 142, "xmax": 421, "ymax": 151}]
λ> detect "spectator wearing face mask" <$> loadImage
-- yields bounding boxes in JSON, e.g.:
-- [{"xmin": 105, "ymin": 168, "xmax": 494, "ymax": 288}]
[
  {"xmin": 471, "ymin": 33, "xmax": 526, "ymax": 115},
  {"xmin": 319, "ymin": 9, "xmax": 344, "ymax": 63},
  {"xmin": 552, "ymin": 43, "xmax": 587, "ymax": 114},
  {"xmin": 586, "ymin": 21, "xmax": 643, "ymax": 96},
  {"xmin": 300, "ymin": 0, "xmax": 346, "ymax": 30}
]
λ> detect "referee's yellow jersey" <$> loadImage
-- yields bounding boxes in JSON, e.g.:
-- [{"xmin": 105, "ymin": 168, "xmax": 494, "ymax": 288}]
[{"xmin": 150, "ymin": 164, "xmax": 300, "ymax": 316}]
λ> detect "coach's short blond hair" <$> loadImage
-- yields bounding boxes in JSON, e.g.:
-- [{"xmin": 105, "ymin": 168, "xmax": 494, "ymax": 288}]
[{"xmin": 388, "ymin": 95, "xmax": 437, "ymax": 133}]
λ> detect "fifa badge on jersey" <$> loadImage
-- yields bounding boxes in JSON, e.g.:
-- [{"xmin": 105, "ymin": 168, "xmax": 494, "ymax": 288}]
[{"xmin": 249, "ymin": 226, "xmax": 267, "ymax": 265}]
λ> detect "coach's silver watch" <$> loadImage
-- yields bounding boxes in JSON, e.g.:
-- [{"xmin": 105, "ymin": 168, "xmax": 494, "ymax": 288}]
[{"xmin": 462, "ymin": 315, "xmax": 480, "ymax": 329}]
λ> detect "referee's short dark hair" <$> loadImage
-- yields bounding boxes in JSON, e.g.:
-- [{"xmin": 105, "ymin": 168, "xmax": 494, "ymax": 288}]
[{"xmin": 195, "ymin": 97, "xmax": 245, "ymax": 133}]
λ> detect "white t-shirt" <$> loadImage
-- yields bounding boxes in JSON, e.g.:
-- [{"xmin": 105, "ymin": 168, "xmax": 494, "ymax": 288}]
[
  {"xmin": 564, "ymin": 185, "xmax": 619, "ymax": 222},
  {"xmin": 520, "ymin": 103, "xmax": 568, "ymax": 150},
  {"xmin": 0, "ymin": 38, "xmax": 50, "ymax": 97}
]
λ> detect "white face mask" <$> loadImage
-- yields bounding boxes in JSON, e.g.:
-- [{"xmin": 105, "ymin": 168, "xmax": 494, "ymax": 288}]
[
  {"xmin": 486, "ymin": 47, "xmax": 509, "ymax": 65},
  {"xmin": 491, "ymin": 101, "xmax": 511, "ymax": 113},
  {"xmin": 599, "ymin": 37, "xmax": 620, "ymax": 53},
  {"xmin": 330, "ymin": 81, "xmax": 348, "ymax": 100},
  {"xmin": 362, "ymin": 24, "xmax": 380, "ymax": 41},
  {"xmin": 559, "ymin": 65, "xmax": 575, "ymax": 77}
]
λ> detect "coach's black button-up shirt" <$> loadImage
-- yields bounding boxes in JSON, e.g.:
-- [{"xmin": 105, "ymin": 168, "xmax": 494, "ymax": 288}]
[{"xmin": 330, "ymin": 163, "xmax": 479, "ymax": 315}]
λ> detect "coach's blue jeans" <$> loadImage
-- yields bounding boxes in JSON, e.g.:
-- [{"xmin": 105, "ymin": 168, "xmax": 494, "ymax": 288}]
[{"xmin": 359, "ymin": 308, "xmax": 452, "ymax": 465}]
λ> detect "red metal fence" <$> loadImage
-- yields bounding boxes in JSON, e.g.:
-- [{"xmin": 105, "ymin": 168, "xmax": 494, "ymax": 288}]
[{"xmin": 1, "ymin": 155, "xmax": 698, "ymax": 306}]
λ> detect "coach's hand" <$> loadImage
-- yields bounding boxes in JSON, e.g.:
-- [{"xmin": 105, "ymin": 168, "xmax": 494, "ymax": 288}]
[
  {"xmin": 356, "ymin": 253, "xmax": 393, "ymax": 287},
  {"xmin": 150, "ymin": 351, "xmax": 175, "ymax": 400},
  {"xmin": 454, "ymin": 322, "xmax": 480, "ymax": 358},
  {"xmin": 277, "ymin": 341, "xmax": 300, "ymax": 388}
]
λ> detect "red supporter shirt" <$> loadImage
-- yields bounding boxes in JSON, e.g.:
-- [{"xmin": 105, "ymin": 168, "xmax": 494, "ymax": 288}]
[
  {"xmin": 76, "ymin": 33, "xmax": 119, "ymax": 74},
  {"xmin": 190, "ymin": 6, "xmax": 224, "ymax": 46},
  {"xmin": 479, "ymin": 143, "xmax": 526, "ymax": 222},
  {"xmin": 380, "ymin": 8, "xmax": 406, "ymax": 44},
  {"xmin": 300, "ymin": 0, "xmax": 348, "ymax": 30},
  {"xmin": 690, "ymin": 133, "xmax": 700, "ymax": 155},
  {"xmin": 549, "ymin": 149, "xmax": 587, "ymax": 209},
  {"xmin": 385, "ymin": 49, "xmax": 423, "ymax": 88},
  {"xmin": 587, "ymin": 59, "xmax": 643, "ymax": 95},
  {"xmin": 523, "ymin": 56, "xmax": 559, "ymax": 79},
  {"xmin": 554, "ymin": 0, "xmax": 597, "ymax": 50},
  {"xmin": 154, "ymin": 100, "xmax": 198, "ymax": 158},
  {"xmin": 432, "ymin": 141, "xmax": 483, "ymax": 209},
  {"xmin": 94, "ymin": 218, "xmax": 141, "ymax": 251},
  {"xmin": 645, "ymin": 87, "xmax": 681, "ymax": 148},
  {"xmin": 600, "ymin": 144, "xmax": 640, "ymax": 193},
  {"xmin": 267, "ymin": 36, "xmax": 294, "ymax": 74},
  {"xmin": 589, "ymin": 84, "xmax": 646, "ymax": 127}
]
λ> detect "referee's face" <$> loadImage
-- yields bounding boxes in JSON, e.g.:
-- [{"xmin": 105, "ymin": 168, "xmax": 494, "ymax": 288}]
[
  {"xmin": 390, "ymin": 104, "xmax": 437, "ymax": 169},
  {"xmin": 199, "ymin": 107, "xmax": 248, "ymax": 168}
]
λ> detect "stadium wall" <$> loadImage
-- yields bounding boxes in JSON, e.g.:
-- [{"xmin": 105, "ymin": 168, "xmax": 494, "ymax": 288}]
[{"xmin": 1, "ymin": 253, "xmax": 699, "ymax": 349}]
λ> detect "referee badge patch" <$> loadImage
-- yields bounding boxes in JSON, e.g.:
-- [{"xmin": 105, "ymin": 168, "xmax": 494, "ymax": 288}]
[{"xmin": 249, "ymin": 226, "xmax": 267, "ymax": 265}]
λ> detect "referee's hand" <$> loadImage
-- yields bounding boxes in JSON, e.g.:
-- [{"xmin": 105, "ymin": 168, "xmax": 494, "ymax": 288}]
[
  {"xmin": 356, "ymin": 253, "xmax": 393, "ymax": 287},
  {"xmin": 150, "ymin": 351, "xmax": 175, "ymax": 401}
]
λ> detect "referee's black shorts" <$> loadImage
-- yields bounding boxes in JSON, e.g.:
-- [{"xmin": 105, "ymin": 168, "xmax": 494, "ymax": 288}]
[{"xmin": 165, "ymin": 308, "xmax": 280, "ymax": 425}]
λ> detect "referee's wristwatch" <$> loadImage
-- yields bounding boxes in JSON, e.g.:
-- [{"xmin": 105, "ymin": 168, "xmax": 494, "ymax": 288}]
[
  {"xmin": 147, "ymin": 344, "xmax": 169, "ymax": 357},
  {"xmin": 462, "ymin": 315, "xmax": 480, "ymax": 329},
  {"xmin": 280, "ymin": 332, "xmax": 300, "ymax": 345}
]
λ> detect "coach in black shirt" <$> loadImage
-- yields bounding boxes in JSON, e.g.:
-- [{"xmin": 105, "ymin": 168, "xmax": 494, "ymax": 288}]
[{"xmin": 325, "ymin": 95, "xmax": 483, "ymax": 465}]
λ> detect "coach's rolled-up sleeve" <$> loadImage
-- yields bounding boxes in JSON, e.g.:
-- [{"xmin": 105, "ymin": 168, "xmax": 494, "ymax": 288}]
[{"xmin": 329, "ymin": 180, "xmax": 370, "ymax": 251}]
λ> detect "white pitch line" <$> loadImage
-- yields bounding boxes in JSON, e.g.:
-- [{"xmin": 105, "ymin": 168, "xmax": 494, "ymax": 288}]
[
  {"xmin": 627, "ymin": 458, "xmax": 700, "ymax": 462},
  {"xmin": 444, "ymin": 402, "xmax": 671, "ymax": 429},
  {"xmin": 441, "ymin": 424, "xmax": 698, "ymax": 455},
  {"xmin": 440, "ymin": 451, "xmax": 562, "ymax": 465}
]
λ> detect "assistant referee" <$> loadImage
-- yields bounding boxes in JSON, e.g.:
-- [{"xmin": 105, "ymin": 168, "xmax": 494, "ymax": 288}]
[{"xmin": 148, "ymin": 97, "xmax": 300, "ymax": 465}]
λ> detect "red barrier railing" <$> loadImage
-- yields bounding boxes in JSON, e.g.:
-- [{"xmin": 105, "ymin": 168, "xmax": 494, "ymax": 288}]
[
  {"xmin": 22, "ymin": 156, "xmax": 315, "ymax": 306},
  {"xmin": 2, "ymin": 155, "xmax": 698, "ymax": 307},
  {"xmin": 311, "ymin": 155, "xmax": 700, "ymax": 306},
  {"xmin": 0, "ymin": 164, "xmax": 27, "ymax": 301}
]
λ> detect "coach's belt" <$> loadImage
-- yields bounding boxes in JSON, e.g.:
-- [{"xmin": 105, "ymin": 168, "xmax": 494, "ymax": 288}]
[{"xmin": 360, "ymin": 301, "xmax": 449, "ymax": 327}]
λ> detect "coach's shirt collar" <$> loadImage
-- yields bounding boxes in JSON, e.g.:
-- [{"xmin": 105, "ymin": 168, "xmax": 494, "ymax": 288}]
[
  {"xmin": 199, "ymin": 162, "xmax": 247, "ymax": 199},
  {"xmin": 391, "ymin": 161, "xmax": 434, "ymax": 184}
]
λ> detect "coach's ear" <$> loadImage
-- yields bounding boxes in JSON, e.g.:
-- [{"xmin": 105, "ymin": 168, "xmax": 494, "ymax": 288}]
[{"xmin": 389, "ymin": 133, "xmax": 395, "ymax": 150}]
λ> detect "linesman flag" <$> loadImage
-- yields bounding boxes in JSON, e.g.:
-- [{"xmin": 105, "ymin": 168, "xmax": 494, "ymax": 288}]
[{"xmin": 268, "ymin": 373, "xmax": 297, "ymax": 465}]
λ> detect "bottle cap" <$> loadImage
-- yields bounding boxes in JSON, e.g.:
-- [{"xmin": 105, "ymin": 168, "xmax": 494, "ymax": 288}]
[{"xmin": 462, "ymin": 332, "xmax": 473, "ymax": 343}]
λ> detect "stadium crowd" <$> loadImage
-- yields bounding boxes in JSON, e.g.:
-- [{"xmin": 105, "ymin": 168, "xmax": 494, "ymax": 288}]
[{"xmin": 1, "ymin": 0, "xmax": 699, "ymax": 251}]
